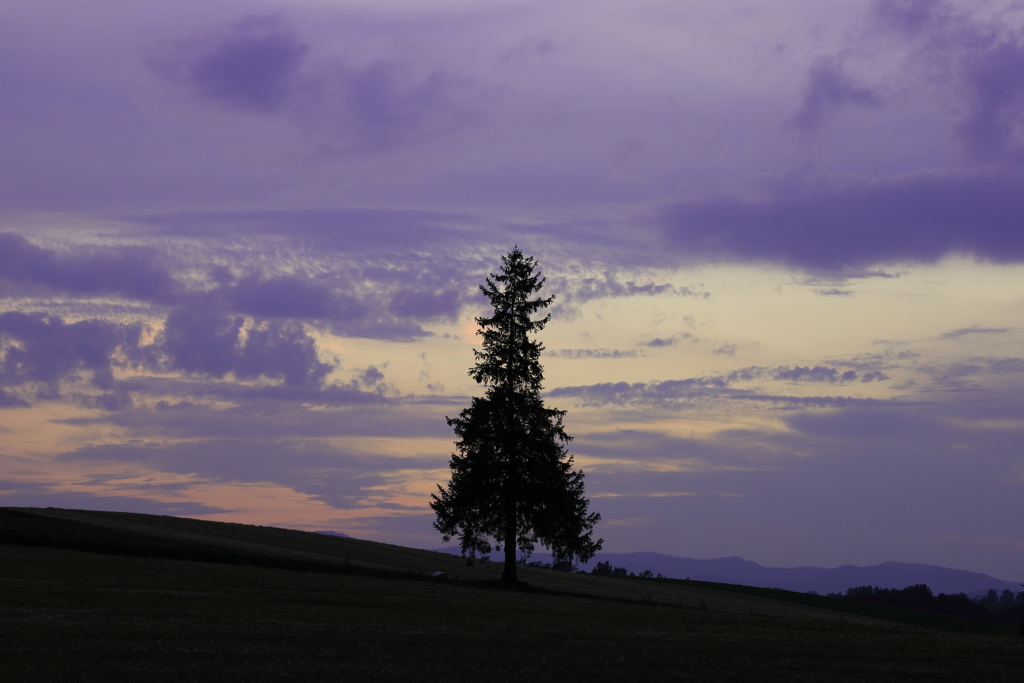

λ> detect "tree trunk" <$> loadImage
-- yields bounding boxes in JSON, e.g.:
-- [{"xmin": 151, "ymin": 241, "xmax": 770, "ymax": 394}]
[
  {"xmin": 502, "ymin": 451, "xmax": 517, "ymax": 584},
  {"xmin": 502, "ymin": 511, "xmax": 517, "ymax": 584},
  {"xmin": 501, "ymin": 384, "xmax": 518, "ymax": 585}
]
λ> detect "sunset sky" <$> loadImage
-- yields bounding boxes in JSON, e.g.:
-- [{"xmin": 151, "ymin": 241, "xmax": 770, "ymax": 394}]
[{"xmin": 2, "ymin": 0, "xmax": 1023, "ymax": 581}]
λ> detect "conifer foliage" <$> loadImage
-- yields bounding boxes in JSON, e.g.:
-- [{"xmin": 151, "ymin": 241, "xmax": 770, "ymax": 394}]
[{"xmin": 431, "ymin": 247, "xmax": 602, "ymax": 584}]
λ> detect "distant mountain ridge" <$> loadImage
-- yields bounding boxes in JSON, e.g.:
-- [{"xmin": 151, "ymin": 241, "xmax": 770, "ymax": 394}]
[{"xmin": 434, "ymin": 548, "xmax": 1021, "ymax": 596}]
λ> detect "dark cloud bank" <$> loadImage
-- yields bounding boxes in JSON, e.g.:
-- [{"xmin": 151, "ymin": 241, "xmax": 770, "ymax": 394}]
[{"xmin": 663, "ymin": 171, "xmax": 1024, "ymax": 270}]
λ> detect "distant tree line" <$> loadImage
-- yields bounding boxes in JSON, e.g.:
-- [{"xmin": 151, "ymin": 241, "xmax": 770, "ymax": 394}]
[
  {"xmin": 516, "ymin": 558, "xmax": 576, "ymax": 572},
  {"xmin": 502, "ymin": 558, "xmax": 666, "ymax": 578},
  {"xmin": 590, "ymin": 560, "xmax": 664, "ymax": 579},
  {"xmin": 829, "ymin": 584, "xmax": 1024, "ymax": 625}
]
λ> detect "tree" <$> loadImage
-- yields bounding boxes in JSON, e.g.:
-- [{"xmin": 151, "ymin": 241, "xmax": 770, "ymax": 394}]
[{"xmin": 430, "ymin": 247, "xmax": 602, "ymax": 584}]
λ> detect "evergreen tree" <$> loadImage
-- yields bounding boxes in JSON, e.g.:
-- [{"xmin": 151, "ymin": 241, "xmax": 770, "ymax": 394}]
[{"xmin": 430, "ymin": 247, "xmax": 602, "ymax": 584}]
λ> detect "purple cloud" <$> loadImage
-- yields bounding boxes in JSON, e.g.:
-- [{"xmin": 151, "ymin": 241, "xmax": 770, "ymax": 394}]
[
  {"xmin": 663, "ymin": 170, "xmax": 1024, "ymax": 269},
  {"xmin": 955, "ymin": 41, "xmax": 1024, "ymax": 159},
  {"xmin": 160, "ymin": 305, "xmax": 332, "ymax": 386},
  {"xmin": 788, "ymin": 57, "xmax": 881, "ymax": 133},
  {"xmin": 548, "ymin": 375, "xmax": 888, "ymax": 410},
  {"xmin": 774, "ymin": 366, "xmax": 858, "ymax": 383},
  {"xmin": 547, "ymin": 348, "xmax": 641, "ymax": 359},
  {"xmin": 316, "ymin": 60, "xmax": 481, "ymax": 153},
  {"xmin": 389, "ymin": 287, "xmax": 461, "ymax": 320},
  {"xmin": 188, "ymin": 16, "xmax": 308, "ymax": 112},
  {"xmin": 987, "ymin": 357, "xmax": 1024, "ymax": 374},
  {"xmin": 919, "ymin": 357, "xmax": 1024, "ymax": 389},
  {"xmin": 872, "ymin": 0, "xmax": 1024, "ymax": 160},
  {"xmin": 645, "ymin": 337, "xmax": 675, "ymax": 347},
  {"xmin": 0, "ymin": 233, "xmax": 178, "ymax": 302},
  {"xmin": 872, "ymin": 0, "xmax": 946, "ymax": 36},
  {"xmin": 0, "ymin": 230, "xmax": 477, "ymax": 341},
  {"xmin": 713, "ymin": 343, "xmax": 738, "ymax": 357},
  {"xmin": 0, "ymin": 312, "xmax": 144, "ymax": 394},
  {"xmin": 0, "ymin": 389, "xmax": 29, "ymax": 408},
  {"xmin": 217, "ymin": 267, "xmax": 470, "ymax": 340},
  {"xmin": 940, "ymin": 325, "xmax": 1011, "ymax": 339},
  {"xmin": 860, "ymin": 371, "xmax": 891, "ymax": 382},
  {"xmin": 547, "ymin": 363, "xmax": 895, "ymax": 408},
  {"xmin": 154, "ymin": 14, "xmax": 483, "ymax": 155},
  {"xmin": 160, "ymin": 307, "xmax": 245, "ymax": 379},
  {"xmin": 356, "ymin": 366, "xmax": 385, "ymax": 388},
  {"xmin": 643, "ymin": 333, "xmax": 696, "ymax": 348},
  {"xmin": 224, "ymin": 274, "xmax": 368, "ymax": 321},
  {"xmin": 0, "ymin": 300, "xmax": 342, "ymax": 408},
  {"xmin": 554, "ymin": 274, "xmax": 707, "ymax": 304}
]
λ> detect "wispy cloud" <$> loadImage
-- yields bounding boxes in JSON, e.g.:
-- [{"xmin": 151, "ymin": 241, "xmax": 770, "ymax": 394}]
[
  {"xmin": 642, "ymin": 332, "xmax": 696, "ymax": 347},
  {"xmin": 549, "ymin": 372, "xmax": 894, "ymax": 410},
  {"xmin": 547, "ymin": 348, "xmax": 642, "ymax": 359},
  {"xmin": 787, "ymin": 56, "xmax": 881, "ymax": 133},
  {"xmin": 940, "ymin": 325, "xmax": 1011, "ymax": 339}
]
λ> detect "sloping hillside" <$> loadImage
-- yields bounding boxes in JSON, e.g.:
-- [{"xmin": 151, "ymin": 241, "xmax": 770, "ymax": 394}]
[{"xmin": 1, "ymin": 506, "xmax": 878, "ymax": 625}]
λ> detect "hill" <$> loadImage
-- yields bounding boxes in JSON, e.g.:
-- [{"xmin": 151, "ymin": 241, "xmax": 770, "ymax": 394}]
[
  {"xmin": 2, "ymin": 506, "xmax": 1018, "ymax": 633},
  {"xmin": 3, "ymin": 507, "xmax": 1023, "ymax": 681},
  {"xmin": 0, "ymin": 506, "xmax": 879, "ymax": 624}
]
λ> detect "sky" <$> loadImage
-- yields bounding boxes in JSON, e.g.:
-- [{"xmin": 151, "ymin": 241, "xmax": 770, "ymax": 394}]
[{"xmin": 1, "ymin": 0, "xmax": 1023, "ymax": 581}]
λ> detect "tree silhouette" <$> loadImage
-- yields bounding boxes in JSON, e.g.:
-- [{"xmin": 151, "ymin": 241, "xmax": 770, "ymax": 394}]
[{"xmin": 430, "ymin": 247, "xmax": 602, "ymax": 584}]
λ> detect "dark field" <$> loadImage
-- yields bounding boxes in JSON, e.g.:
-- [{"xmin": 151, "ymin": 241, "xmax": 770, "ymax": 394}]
[{"xmin": 2, "ymin": 508, "xmax": 1022, "ymax": 682}]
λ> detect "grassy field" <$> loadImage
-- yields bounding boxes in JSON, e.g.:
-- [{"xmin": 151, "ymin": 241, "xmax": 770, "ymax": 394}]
[{"xmin": 2, "ymin": 507, "xmax": 1023, "ymax": 681}]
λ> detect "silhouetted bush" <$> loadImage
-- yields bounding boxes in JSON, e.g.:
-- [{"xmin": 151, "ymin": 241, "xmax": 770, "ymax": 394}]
[
  {"xmin": 520, "ymin": 559, "xmax": 552, "ymax": 569},
  {"xmin": 590, "ymin": 561, "xmax": 660, "ymax": 579}
]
